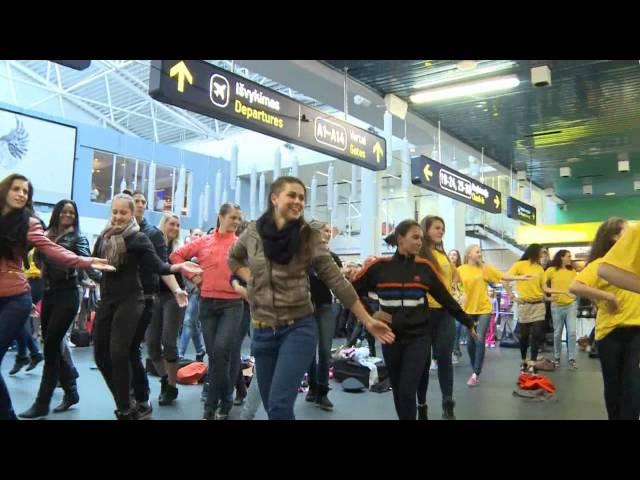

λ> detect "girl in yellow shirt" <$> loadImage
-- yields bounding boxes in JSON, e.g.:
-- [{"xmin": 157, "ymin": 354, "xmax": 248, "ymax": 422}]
[
  {"xmin": 543, "ymin": 250, "xmax": 578, "ymax": 370},
  {"xmin": 570, "ymin": 217, "xmax": 640, "ymax": 420},
  {"xmin": 504, "ymin": 244, "xmax": 547, "ymax": 374},
  {"xmin": 416, "ymin": 215, "xmax": 460, "ymax": 420},
  {"xmin": 458, "ymin": 244, "xmax": 530, "ymax": 386}
]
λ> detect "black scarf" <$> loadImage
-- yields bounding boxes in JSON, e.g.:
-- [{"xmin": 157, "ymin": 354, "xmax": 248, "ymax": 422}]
[
  {"xmin": 0, "ymin": 208, "xmax": 31, "ymax": 264},
  {"xmin": 256, "ymin": 213, "xmax": 302, "ymax": 265}
]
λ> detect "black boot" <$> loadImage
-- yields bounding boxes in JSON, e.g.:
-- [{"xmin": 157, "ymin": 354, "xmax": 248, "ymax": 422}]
[
  {"xmin": 159, "ymin": 384, "xmax": 179, "ymax": 406},
  {"xmin": 442, "ymin": 399, "xmax": 456, "ymax": 420},
  {"xmin": 115, "ymin": 409, "xmax": 137, "ymax": 420},
  {"xmin": 52, "ymin": 389, "xmax": 80, "ymax": 413},
  {"xmin": 158, "ymin": 375, "xmax": 168, "ymax": 401},
  {"xmin": 417, "ymin": 404, "xmax": 429, "ymax": 420},
  {"xmin": 9, "ymin": 356, "xmax": 29, "ymax": 376},
  {"xmin": 18, "ymin": 402, "xmax": 49, "ymax": 419},
  {"xmin": 306, "ymin": 382, "xmax": 317, "ymax": 403},
  {"xmin": 25, "ymin": 352, "xmax": 44, "ymax": 372},
  {"xmin": 315, "ymin": 384, "xmax": 334, "ymax": 411}
]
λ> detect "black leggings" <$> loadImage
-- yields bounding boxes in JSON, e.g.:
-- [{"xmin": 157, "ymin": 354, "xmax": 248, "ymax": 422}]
[
  {"xmin": 598, "ymin": 327, "xmax": 640, "ymax": 420},
  {"xmin": 130, "ymin": 297, "xmax": 154, "ymax": 403},
  {"xmin": 35, "ymin": 287, "xmax": 80, "ymax": 406},
  {"xmin": 93, "ymin": 297, "xmax": 145, "ymax": 412},
  {"xmin": 381, "ymin": 334, "xmax": 430, "ymax": 420},
  {"xmin": 519, "ymin": 321, "xmax": 546, "ymax": 362}
]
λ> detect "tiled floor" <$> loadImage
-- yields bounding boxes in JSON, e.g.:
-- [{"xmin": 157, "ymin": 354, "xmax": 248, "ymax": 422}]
[{"xmin": 3, "ymin": 339, "xmax": 607, "ymax": 420}]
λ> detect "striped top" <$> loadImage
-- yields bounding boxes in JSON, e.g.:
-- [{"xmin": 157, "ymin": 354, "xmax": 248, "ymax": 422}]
[{"xmin": 352, "ymin": 251, "xmax": 471, "ymax": 338}]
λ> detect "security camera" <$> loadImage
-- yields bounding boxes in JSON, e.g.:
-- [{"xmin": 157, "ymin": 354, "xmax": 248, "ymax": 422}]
[{"xmin": 531, "ymin": 65, "xmax": 552, "ymax": 88}]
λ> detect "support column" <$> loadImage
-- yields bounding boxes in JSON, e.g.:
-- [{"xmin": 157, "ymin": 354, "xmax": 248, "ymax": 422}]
[{"xmin": 360, "ymin": 167, "xmax": 379, "ymax": 260}]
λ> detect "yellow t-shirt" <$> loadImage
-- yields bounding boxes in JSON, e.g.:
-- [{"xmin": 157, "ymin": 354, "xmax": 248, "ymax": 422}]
[
  {"xmin": 574, "ymin": 258, "xmax": 640, "ymax": 340},
  {"xmin": 543, "ymin": 267, "xmax": 577, "ymax": 305},
  {"xmin": 458, "ymin": 263, "xmax": 502, "ymax": 315},
  {"xmin": 427, "ymin": 249, "xmax": 453, "ymax": 309},
  {"xmin": 506, "ymin": 260, "xmax": 545, "ymax": 301},
  {"xmin": 602, "ymin": 225, "xmax": 640, "ymax": 275}
]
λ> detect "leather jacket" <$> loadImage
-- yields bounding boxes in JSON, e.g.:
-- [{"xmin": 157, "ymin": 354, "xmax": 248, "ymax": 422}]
[{"xmin": 37, "ymin": 232, "xmax": 92, "ymax": 290}]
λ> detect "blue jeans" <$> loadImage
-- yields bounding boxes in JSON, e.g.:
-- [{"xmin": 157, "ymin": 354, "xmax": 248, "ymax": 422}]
[
  {"xmin": 417, "ymin": 309, "xmax": 456, "ymax": 404},
  {"xmin": 454, "ymin": 321, "xmax": 468, "ymax": 356},
  {"xmin": 199, "ymin": 298, "xmax": 244, "ymax": 412},
  {"xmin": 179, "ymin": 293, "xmax": 205, "ymax": 357},
  {"xmin": 466, "ymin": 314, "xmax": 491, "ymax": 375},
  {"xmin": 0, "ymin": 293, "xmax": 33, "ymax": 420},
  {"xmin": 308, "ymin": 303, "xmax": 337, "ymax": 387},
  {"xmin": 551, "ymin": 302, "xmax": 577, "ymax": 361},
  {"xmin": 253, "ymin": 315, "xmax": 318, "ymax": 420}
]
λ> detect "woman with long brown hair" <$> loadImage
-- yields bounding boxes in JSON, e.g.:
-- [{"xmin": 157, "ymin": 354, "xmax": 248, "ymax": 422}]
[
  {"xmin": 170, "ymin": 203, "xmax": 245, "ymax": 420},
  {"xmin": 0, "ymin": 174, "xmax": 113, "ymax": 420},
  {"xmin": 571, "ymin": 217, "xmax": 640, "ymax": 420},
  {"xmin": 504, "ymin": 243, "xmax": 547, "ymax": 374},
  {"xmin": 416, "ymin": 215, "xmax": 460, "ymax": 420},
  {"xmin": 228, "ymin": 176, "xmax": 393, "ymax": 420},
  {"xmin": 544, "ymin": 249, "xmax": 578, "ymax": 369}
]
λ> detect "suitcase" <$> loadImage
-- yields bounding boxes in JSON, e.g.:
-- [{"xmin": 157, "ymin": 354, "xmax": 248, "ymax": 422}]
[{"xmin": 330, "ymin": 358, "xmax": 388, "ymax": 388}]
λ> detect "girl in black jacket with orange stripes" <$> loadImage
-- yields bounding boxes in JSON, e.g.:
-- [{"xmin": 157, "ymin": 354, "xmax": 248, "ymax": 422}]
[{"xmin": 351, "ymin": 220, "xmax": 476, "ymax": 420}]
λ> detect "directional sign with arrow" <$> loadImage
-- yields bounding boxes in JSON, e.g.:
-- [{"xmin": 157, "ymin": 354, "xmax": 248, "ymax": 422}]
[
  {"xmin": 506, "ymin": 196, "xmax": 537, "ymax": 225},
  {"xmin": 411, "ymin": 155, "xmax": 502, "ymax": 214},
  {"xmin": 149, "ymin": 60, "xmax": 387, "ymax": 171},
  {"xmin": 169, "ymin": 61, "xmax": 193, "ymax": 93}
]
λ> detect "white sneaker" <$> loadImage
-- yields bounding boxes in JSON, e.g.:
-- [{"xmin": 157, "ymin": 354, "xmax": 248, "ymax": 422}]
[
  {"xmin": 430, "ymin": 360, "xmax": 438, "ymax": 371},
  {"xmin": 452, "ymin": 354, "xmax": 459, "ymax": 365}
]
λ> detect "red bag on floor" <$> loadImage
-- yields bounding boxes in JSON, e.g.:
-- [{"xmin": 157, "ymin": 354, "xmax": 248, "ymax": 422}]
[
  {"xmin": 177, "ymin": 362, "xmax": 208, "ymax": 385},
  {"xmin": 517, "ymin": 373, "xmax": 556, "ymax": 394}
]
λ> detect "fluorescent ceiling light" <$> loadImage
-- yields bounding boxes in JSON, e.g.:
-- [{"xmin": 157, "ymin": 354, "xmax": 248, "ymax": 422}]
[
  {"xmin": 605, "ymin": 192, "xmax": 616, "ymax": 196},
  {"xmin": 413, "ymin": 61, "xmax": 517, "ymax": 90},
  {"xmin": 410, "ymin": 75, "xmax": 520, "ymax": 104}
]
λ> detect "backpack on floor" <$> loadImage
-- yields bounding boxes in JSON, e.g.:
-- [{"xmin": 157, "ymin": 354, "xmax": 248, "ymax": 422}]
[
  {"xmin": 330, "ymin": 358, "xmax": 388, "ymax": 388},
  {"xmin": 70, "ymin": 328, "xmax": 91, "ymax": 348},
  {"xmin": 499, "ymin": 317, "xmax": 520, "ymax": 348},
  {"xmin": 177, "ymin": 362, "xmax": 208, "ymax": 385}
]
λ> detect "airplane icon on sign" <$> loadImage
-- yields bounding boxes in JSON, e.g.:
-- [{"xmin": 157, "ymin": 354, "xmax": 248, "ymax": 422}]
[
  {"xmin": 209, "ymin": 74, "xmax": 230, "ymax": 108},
  {"xmin": 213, "ymin": 82, "xmax": 227, "ymax": 99}
]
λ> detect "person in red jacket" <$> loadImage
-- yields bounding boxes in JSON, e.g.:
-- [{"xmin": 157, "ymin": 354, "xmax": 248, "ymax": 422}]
[
  {"xmin": 170, "ymin": 203, "xmax": 245, "ymax": 420},
  {"xmin": 0, "ymin": 174, "xmax": 113, "ymax": 420}
]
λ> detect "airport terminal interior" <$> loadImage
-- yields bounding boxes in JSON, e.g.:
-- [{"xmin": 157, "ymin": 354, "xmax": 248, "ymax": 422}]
[{"xmin": 1, "ymin": 59, "xmax": 639, "ymax": 421}]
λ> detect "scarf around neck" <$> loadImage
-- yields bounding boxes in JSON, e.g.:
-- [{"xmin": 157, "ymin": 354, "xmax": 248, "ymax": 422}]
[
  {"xmin": 256, "ymin": 213, "xmax": 302, "ymax": 265},
  {"xmin": 99, "ymin": 217, "xmax": 140, "ymax": 267}
]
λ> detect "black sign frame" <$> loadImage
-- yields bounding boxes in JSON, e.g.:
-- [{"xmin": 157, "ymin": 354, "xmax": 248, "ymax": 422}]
[
  {"xmin": 411, "ymin": 155, "xmax": 503, "ymax": 214},
  {"xmin": 506, "ymin": 197, "xmax": 537, "ymax": 225},
  {"xmin": 148, "ymin": 60, "xmax": 387, "ymax": 171}
]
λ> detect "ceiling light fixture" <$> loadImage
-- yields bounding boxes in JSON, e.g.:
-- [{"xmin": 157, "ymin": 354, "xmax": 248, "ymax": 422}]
[
  {"xmin": 605, "ymin": 192, "xmax": 616, "ymax": 196},
  {"xmin": 583, "ymin": 185, "xmax": 593, "ymax": 195},
  {"xmin": 413, "ymin": 61, "xmax": 517, "ymax": 90},
  {"xmin": 410, "ymin": 75, "xmax": 520, "ymax": 104}
]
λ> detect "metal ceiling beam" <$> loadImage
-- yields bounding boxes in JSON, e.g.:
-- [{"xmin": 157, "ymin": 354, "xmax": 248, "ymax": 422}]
[
  {"xmin": 63, "ymin": 61, "xmax": 133, "ymax": 93},
  {"xmin": 8, "ymin": 60, "xmax": 138, "ymax": 137},
  {"xmin": 102, "ymin": 61, "xmax": 219, "ymax": 139}
]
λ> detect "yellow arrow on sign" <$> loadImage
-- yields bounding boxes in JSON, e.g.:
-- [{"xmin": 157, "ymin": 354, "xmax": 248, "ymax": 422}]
[
  {"xmin": 169, "ymin": 61, "xmax": 193, "ymax": 93},
  {"xmin": 494, "ymin": 195, "xmax": 501, "ymax": 209},
  {"xmin": 373, "ymin": 142, "xmax": 384, "ymax": 163},
  {"xmin": 423, "ymin": 163, "xmax": 433, "ymax": 182}
]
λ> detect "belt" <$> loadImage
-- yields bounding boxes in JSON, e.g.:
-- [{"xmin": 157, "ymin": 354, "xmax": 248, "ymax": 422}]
[
  {"xmin": 252, "ymin": 318, "xmax": 296, "ymax": 330},
  {"xmin": 520, "ymin": 300, "xmax": 544, "ymax": 304}
]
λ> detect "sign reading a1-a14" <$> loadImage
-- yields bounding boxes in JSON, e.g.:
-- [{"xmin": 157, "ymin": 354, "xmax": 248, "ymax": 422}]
[
  {"xmin": 411, "ymin": 155, "xmax": 502, "ymax": 214},
  {"xmin": 507, "ymin": 197, "xmax": 537, "ymax": 225},
  {"xmin": 148, "ymin": 60, "xmax": 387, "ymax": 171}
]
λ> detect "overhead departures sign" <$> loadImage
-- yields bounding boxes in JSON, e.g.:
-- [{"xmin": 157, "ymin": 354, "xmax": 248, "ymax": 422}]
[
  {"xmin": 411, "ymin": 155, "xmax": 502, "ymax": 214},
  {"xmin": 506, "ymin": 197, "xmax": 537, "ymax": 225},
  {"xmin": 149, "ymin": 60, "xmax": 387, "ymax": 171}
]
